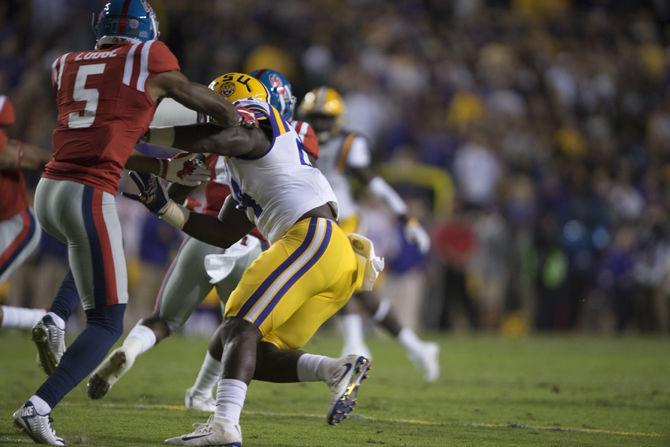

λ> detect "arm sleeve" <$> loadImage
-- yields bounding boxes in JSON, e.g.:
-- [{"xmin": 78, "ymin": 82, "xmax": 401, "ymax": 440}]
[
  {"xmin": 346, "ymin": 136, "xmax": 371, "ymax": 168},
  {"xmin": 150, "ymin": 98, "xmax": 199, "ymax": 128},
  {"xmin": 148, "ymin": 40, "xmax": 180, "ymax": 74}
]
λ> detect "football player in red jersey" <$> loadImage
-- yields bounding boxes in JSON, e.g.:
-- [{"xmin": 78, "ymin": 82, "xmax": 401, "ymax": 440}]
[
  {"xmin": 0, "ymin": 95, "xmax": 51, "ymax": 329},
  {"xmin": 12, "ymin": 1, "xmax": 239, "ymax": 444},
  {"xmin": 86, "ymin": 70, "xmax": 322, "ymax": 413}
]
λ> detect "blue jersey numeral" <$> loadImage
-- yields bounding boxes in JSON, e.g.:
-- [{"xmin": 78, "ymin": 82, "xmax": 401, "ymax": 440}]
[
  {"xmin": 230, "ymin": 178, "xmax": 263, "ymax": 218},
  {"xmin": 297, "ymin": 138, "xmax": 312, "ymax": 167}
]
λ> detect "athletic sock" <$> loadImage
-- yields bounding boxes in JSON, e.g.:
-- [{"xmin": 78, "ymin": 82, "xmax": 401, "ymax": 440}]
[
  {"xmin": 398, "ymin": 328, "xmax": 424, "ymax": 356},
  {"xmin": 46, "ymin": 312, "xmax": 65, "ymax": 330},
  {"xmin": 214, "ymin": 379, "xmax": 247, "ymax": 425},
  {"xmin": 0, "ymin": 306, "xmax": 46, "ymax": 329},
  {"xmin": 297, "ymin": 353, "xmax": 339, "ymax": 382},
  {"xmin": 191, "ymin": 351, "xmax": 222, "ymax": 397},
  {"xmin": 372, "ymin": 299, "xmax": 392, "ymax": 323},
  {"xmin": 48, "ymin": 270, "xmax": 80, "ymax": 323},
  {"xmin": 122, "ymin": 323, "xmax": 157, "ymax": 361},
  {"xmin": 28, "ymin": 395, "xmax": 51, "ymax": 415},
  {"xmin": 339, "ymin": 314, "xmax": 365, "ymax": 348}
]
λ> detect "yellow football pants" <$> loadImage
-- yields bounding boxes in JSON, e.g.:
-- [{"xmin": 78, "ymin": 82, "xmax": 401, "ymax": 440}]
[{"xmin": 225, "ymin": 217, "xmax": 363, "ymax": 350}]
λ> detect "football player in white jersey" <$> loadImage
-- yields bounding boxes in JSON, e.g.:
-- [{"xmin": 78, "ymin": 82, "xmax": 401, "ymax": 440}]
[
  {"xmin": 127, "ymin": 73, "xmax": 378, "ymax": 446},
  {"xmin": 87, "ymin": 70, "xmax": 320, "ymax": 413},
  {"xmin": 298, "ymin": 87, "xmax": 440, "ymax": 382}
]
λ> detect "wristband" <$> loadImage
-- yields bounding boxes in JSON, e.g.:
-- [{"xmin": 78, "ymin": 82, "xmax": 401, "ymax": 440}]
[
  {"xmin": 158, "ymin": 200, "xmax": 190, "ymax": 229},
  {"xmin": 147, "ymin": 127, "xmax": 175, "ymax": 147}
]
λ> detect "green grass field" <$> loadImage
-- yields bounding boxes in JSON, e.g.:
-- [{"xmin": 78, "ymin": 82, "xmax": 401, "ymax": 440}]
[{"xmin": 1, "ymin": 331, "xmax": 669, "ymax": 446}]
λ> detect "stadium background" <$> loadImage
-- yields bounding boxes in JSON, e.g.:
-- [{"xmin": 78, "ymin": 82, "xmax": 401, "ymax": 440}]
[{"xmin": 1, "ymin": 0, "xmax": 670, "ymax": 336}]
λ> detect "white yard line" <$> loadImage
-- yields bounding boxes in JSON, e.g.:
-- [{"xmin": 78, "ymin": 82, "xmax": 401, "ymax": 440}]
[{"xmin": 57, "ymin": 402, "xmax": 664, "ymax": 438}]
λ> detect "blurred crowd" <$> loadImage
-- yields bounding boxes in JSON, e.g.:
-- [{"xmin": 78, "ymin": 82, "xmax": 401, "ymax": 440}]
[{"xmin": 1, "ymin": 0, "xmax": 670, "ymax": 334}]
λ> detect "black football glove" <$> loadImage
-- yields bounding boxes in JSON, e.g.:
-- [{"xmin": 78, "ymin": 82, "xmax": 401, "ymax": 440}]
[{"xmin": 122, "ymin": 171, "xmax": 169, "ymax": 215}]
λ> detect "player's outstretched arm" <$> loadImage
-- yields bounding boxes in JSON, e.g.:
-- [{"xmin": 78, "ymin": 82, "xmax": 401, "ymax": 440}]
[
  {"xmin": 351, "ymin": 165, "xmax": 431, "ymax": 253},
  {"xmin": 0, "ymin": 139, "xmax": 50, "ymax": 170},
  {"xmin": 125, "ymin": 152, "xmax": 210, "ymax": 186},
  {"xmin": 147, "ymin": 71, "xmax": 239, "ymax": 128},
  {"xmin": 123, "ymin": 172, "xmax": 253, "ymax": 248},
  {"xmin": 146, "ymin": 123, "xmax": 269, "ymax": 159}
]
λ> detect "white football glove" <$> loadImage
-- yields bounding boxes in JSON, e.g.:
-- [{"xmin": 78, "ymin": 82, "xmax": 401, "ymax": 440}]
[
  {"xmin": 404, "ymin": 218, "xmax": 431, "ymax": 254},
  {"xmin": 158, "ymin": 153, "xmax": 210, "ymax": 186}
]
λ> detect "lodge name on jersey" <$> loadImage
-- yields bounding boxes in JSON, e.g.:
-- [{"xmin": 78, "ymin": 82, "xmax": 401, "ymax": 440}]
[{"xmin": 74, "ymin": 48, "xmax": 119, "ymax": 61}]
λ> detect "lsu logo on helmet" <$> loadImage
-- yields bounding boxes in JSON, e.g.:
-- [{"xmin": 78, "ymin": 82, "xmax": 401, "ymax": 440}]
[{"xmin": 209, "ymin": 73, "xmax": 269, "ymax": 104}]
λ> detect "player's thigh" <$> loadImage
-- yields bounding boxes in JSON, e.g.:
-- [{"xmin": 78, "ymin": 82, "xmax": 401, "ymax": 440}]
[
  {"xmin": 264, "ymin": 221, "xmax": 360, "ymax": 349},
  {"xmin": 58, "ymin": 183, "xmax": 127, "ymax": 310},
  {"xmin": 157, "ymin": 237, "xmax": 223, "ymax": 330},
  {"xmin": 0, "ymin": 208, "xmax": 41, "ymax": 283},
  {"xmin": 264, "ymin": 290, "xmax": 350, "ymax": 350},
  {"xmin": 225, "ymin": 218, "xmax": 330, "ymax": 334},
  {"xmin": 214, "ymin": 242, "xmax": 263, "ymax": 303},
  {"xmin": 34, "ymin": 178, "xmax": 67, "ymax": 241}
]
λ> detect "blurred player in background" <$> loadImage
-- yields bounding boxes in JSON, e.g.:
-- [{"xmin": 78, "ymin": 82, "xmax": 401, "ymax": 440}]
[
  {"xmin": 128, "ymin": 73, "xmax": 376, "ymax": 446},
  {"xmin": 299, "ymin": 87, "xmax": 440, "ymax": 382},
  {"xmin": 11, "ymin": 1, "xmax": 235, "ymax": 445},
  {"xmin": 0, "ymin": 94, "xmax": 50, "ymax": 329},
  {"xmin": 86, "ymin": 69, "xmax": 318, "ymax": 414}
]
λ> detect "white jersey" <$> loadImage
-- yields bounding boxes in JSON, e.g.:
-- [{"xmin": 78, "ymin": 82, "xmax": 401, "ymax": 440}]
[
  {"xmin": 226, "ymin": 99, "xmax": 338, "ymax": 243},
  {"xmin": 316, "ymin": 131, "xmax": 371, "ymax": 220}
]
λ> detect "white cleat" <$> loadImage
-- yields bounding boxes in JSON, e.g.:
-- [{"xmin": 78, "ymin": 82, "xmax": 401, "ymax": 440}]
[
  {"xmin": 340, "ymin": 342, "xmax": 372, "ymax": 360},
  {"xmin": 12, "ymin": 401, "xmax": 65, "ymax": 446},
  {"xmin": 409, "ymin": 341, "xmax": 440, "ymax": 383},
  {"xmin": 165, "ymin": 415, "xmax": 242, "ymax": 446},
  {"xmin": 87, "ymin": 348, "xmax": 135, "ymax": 399},
  {"xmin": 326, "ymin": 354, "xmax": 371, "ymax": 425},
  {"xmin": 185, "ymin": 387, "xmax": 216, "ymax": 412},
  {"xmin": 32, "ymin": 315, "xmax": 66, "ymax": 375}
]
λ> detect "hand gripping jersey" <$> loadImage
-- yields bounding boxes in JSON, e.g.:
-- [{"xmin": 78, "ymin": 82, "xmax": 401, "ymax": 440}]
[
  {"xmin": 0, "ymin": 96, "xmax": 28, "ymax": 220},
  {"xmin": 226, "ymin": 99, "xmax": 337, "ymax": 243},
  {"xmin": 316, "ymin": 131, "xmax": 371, "ymax": 221},
  {"xmin": 44, "ymin": 40, "xmax": 179, "ymax": 194}
]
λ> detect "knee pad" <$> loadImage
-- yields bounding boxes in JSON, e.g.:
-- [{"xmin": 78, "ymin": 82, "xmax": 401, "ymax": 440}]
[{"xmin": 85, "ymin": 304, "xmax": 126, "ymax": 338}]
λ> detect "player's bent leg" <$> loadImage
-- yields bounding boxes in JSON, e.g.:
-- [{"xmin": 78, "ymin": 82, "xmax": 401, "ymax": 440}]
[
  {"xmin": 33, "ymin": 270, "xmax": 80, "ymax": 375},
  {"xmin": 14, "ymin": 303, "xmax": 125, "ymax": 445},
  {"xmin": 359, "ymin": 291, "xmax": 441, "ymax": 382},
  {"xmin": 15, "ymin": 180, "xmax": 130, "ymax": 445},
  {"xmin": 0, "ymin": 305, "xmax": 45, "ymax": 329},
  {"xmin": 166, "ymin": 317, "xmax": 257, "ymax": 446},
  {"xmin": 0, "ymin": 208, "xmax": 41, "ymax": 283},
  {"xmin": 337, "ymin": 301, "xmax": 372, "ymax": 359},
  {"xmin": 185, "ymin": 243, "xmax": 261, "ymax": 411},
  {"xmin": 89, "ymin": 237, "xmax": 223, "ymax": 400},
  {"xmin": 185, "ymin": 325, "xmax": 224, "ymax": 412}
]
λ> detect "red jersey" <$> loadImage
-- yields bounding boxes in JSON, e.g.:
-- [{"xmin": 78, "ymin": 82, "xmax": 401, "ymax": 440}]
[
  {"xmin": 0, "ymin": 96, "xmax": 28, "ymax": 220},
  {"xmin": 291, "ymin": 120, "xmax": 319, "ymax": 160},
  {"xmin": 44, "ymin": 40, "xmax": 179, "ymax": 194}
]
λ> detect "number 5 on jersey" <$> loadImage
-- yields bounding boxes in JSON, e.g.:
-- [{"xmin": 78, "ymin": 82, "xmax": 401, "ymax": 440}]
[{"xmin": 66, "ymin": 64, "xmax": 106, "ymax": 129}]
